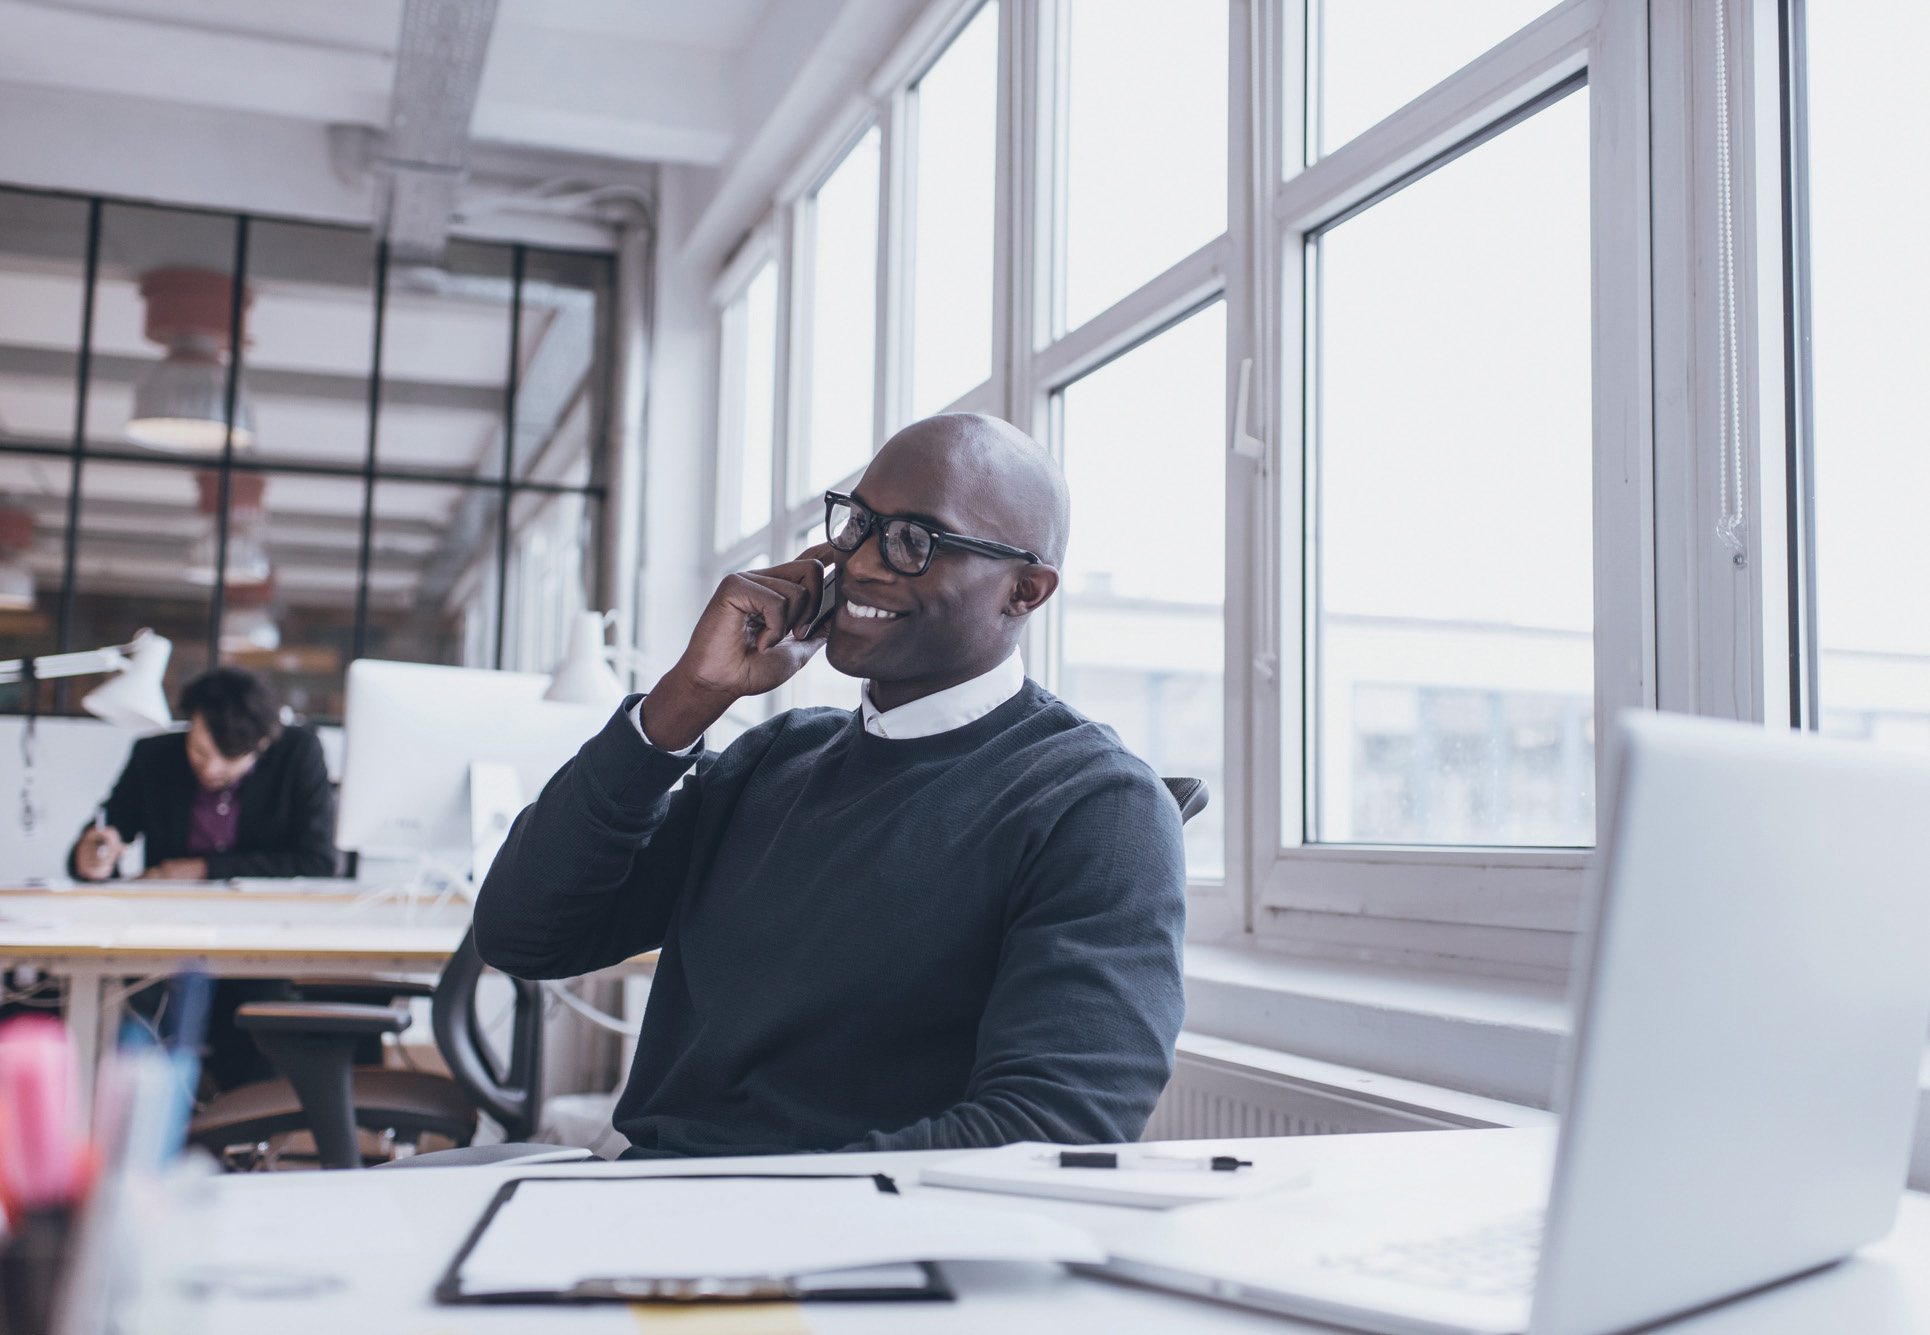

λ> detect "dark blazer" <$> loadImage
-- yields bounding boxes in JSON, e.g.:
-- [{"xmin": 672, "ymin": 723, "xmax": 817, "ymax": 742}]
[{"xmin": 70, "ymin": 728, "xmax": 338, "ymax": 879}]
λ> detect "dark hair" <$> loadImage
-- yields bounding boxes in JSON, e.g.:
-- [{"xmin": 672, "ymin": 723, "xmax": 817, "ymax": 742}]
[{"xmin": 179, "ymin": 667, "xmax": 282, "ymax": 759}]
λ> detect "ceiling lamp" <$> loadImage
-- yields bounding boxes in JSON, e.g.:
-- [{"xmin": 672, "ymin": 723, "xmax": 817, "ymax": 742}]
[
  {"xmin": 0, "ymin": 505, "xmax": 34, "ymax": 613},
  {"xmin": 220, "ymin": 576, "xmax": 281, "ymax": 654},
  {"xmin": 186, "ymin": 470, "xmax": 271, "ymax": 587},
  {"xmin": 126, "ymin": 267, "xmax": 256, "ymax": 452}
]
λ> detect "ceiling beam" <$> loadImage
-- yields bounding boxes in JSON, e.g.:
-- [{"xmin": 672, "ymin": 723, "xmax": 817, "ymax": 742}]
[{"xmin": 0, "ymin": 344, "xmax": 502, "ymax": 413}]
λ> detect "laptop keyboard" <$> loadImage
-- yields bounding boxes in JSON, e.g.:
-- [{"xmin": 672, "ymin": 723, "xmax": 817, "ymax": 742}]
[{"xmin": 1315, "ymin": 1213, "xmax": 1543, "ymax": 1297}]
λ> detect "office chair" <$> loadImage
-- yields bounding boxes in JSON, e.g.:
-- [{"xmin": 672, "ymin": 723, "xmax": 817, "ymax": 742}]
[
  {"xmin": 1162, "ymin": 776, "xmax": 1209, "ymax": 826},
  {"xmin": 185, "ymin": 928, "xmax": 546, "ymax": 1170}
]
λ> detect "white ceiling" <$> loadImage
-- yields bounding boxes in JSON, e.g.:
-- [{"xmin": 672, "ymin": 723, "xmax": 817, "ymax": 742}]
[{"xmin": 0, "ymin": 0, "xmax": 839, "ymax": 229}]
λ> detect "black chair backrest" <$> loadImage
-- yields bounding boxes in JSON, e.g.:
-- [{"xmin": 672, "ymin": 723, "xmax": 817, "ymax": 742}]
[
  {"xmin": 1162, "ymin": 776, "xmax": 1209, "ymax": 825},
  {"xmin": 431, "ymin": 928, "xmax": 545, "ymax": 1142}
]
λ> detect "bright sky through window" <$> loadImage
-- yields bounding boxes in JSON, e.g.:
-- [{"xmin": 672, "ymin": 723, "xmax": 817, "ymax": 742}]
[
  {"xmin": 910, "ymin": 2, "xmax": 998, "ymax": 418},
  {"xmin": 1058, "ymin": 302, "xmax": 1226, "ymax": 877},
  {"xmin": 1807, "ymin": 3, "xmax": 1930, "ymax": 754},
  {"xmin": 1313, "ymin": 89, "xmax": 1593, "ymax": 846},
  {"xmin": 716, "ymin": 261, "xmax": 777, "ymax": 549},
  {"xmin": 1315, "ymin": 0, "xmax": 1559, "ymax": 159},
  {"xmin": 804, "ymin": 127, "xmax": 880, "ymax": 500},
  {"xmin": 1061, "ymin": 0, "xmax": 1226, "ymax": 333}
]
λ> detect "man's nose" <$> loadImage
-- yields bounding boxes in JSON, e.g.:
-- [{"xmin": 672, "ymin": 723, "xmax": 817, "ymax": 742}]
[{"xmin": 843, "ymin": 526, "xmax": 895, "ymax": 582}]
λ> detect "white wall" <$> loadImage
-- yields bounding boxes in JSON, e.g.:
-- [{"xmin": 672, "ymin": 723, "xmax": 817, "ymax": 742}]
[
  {"xmin": 636, "ymin": 163, "xmax": 723, "ymax": 681},
  {"xmin": 0, "ymin": 716, "xmax": 155, "ymax": 881}
]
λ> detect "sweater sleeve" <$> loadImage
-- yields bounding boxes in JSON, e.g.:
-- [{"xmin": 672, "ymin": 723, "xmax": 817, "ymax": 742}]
[
  {"xmin": 473, "ymin": 696, "xmax": 708, "ymax": 980},
  {"xmin": 848, "ymin": 767, "xmax": 1188, "ymax": 1151},
  {"xmin": 205, "ymin": 731, "xmax": 338, "ymax": 879}
]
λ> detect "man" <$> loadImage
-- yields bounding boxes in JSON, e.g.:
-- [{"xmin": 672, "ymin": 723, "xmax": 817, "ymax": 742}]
[
  {"xmin": 70, "ymin": 666, "xmax": 337, "ymax": 1088},
  {"xmin": 477, "ymin": 413, "xmax": 1186, "ymax": 1157},
  {"xmin": 71, "ymin": 666, "xmax": 336, "ymax": 882}
]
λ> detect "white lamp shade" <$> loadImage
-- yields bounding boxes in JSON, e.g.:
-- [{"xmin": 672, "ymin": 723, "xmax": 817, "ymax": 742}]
[
  {"xmin": 82, "ymin": 629, "xmax": 174, "ymax": 730},
  {"xmin": 544, "ymin": 611, "xmax": 627, "ymax": 708},
  {"xmin": 126, "ymin": 349, "xmax": 256, "ymax": 452},
  {"xmin": 0, "ymin": 555, "xmax": 33, "ymax": 612}
]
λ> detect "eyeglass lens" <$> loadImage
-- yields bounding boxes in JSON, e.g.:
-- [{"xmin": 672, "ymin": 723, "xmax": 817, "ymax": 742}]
[{"xmin": 826, "ymin": 499, "xmax": 935, "ymax": 574}]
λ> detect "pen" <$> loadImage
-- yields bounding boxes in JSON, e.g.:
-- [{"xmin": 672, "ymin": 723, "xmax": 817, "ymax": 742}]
[{"xmin": 1052, "ymin": 1151, "xmax": 1254, "ymax": 1172}]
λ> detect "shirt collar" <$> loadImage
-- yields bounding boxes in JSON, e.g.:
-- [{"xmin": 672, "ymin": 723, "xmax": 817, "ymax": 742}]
[{"xmin": 860, "ymin": 649, "xmax": 1026, "ymax": 740}]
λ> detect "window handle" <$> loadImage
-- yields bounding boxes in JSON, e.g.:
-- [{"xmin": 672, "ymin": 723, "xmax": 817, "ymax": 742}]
[{"xmin": 1231, "ymin": 358, "xmax": 1265, "ymax": 461}]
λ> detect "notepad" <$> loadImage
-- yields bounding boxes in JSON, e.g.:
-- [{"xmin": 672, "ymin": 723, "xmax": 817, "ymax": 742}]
[
  {"xmin": 920, "ymin": 1141, "xmax": 1314, "ymax": 1209},
  {"xmin": 435, "ymin": 1174, "xmax": 1106, "ymax": 1304}
]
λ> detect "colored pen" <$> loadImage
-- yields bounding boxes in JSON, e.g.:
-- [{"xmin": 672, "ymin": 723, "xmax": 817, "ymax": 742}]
[{"xmin": 0, "ymin": 1014, "xmax": 86, "ymax": 1218}]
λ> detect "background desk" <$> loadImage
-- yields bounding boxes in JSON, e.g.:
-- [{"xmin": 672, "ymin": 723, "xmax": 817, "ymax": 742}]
[
  {"xmin": 188, "ymin": 1129, "xmax": 1930, "ymax": 1334},
  {"xmin": 0, "ymin": 883, "xmax": 471, "ymax": 1107}
]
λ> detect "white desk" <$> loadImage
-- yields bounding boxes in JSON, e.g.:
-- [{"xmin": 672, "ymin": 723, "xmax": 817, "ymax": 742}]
[
  {"xmin": 0, "ymin": 884, "xmax": 471, "ymax": 1108},
  {"xmin": 186, "ymin": 1129, "xmax": 1930, "ymax": 1334}
]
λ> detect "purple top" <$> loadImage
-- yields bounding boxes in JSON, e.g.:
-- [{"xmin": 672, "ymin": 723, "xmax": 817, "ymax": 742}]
[{"xmin": 185, "ymin": 783, "xmax": 241, "ymax": 856}]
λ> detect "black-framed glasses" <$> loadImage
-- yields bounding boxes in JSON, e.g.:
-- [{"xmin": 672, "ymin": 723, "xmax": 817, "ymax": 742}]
[{"xmin": 823, "ymin": 491, "xmax": 1041, "ymax": 577}]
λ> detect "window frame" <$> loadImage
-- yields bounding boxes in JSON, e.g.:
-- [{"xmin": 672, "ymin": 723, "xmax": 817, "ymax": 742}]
[{"xmin": 701, "ymin": 0, "xmax": 1799, "ymax": 983}]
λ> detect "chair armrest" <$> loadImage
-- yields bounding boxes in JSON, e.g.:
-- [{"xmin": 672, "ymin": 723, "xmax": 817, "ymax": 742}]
[
  {"xmin": 234, "ymin": 1001, "xmax": 413, "ymax": 1036},
  {"xmin": 289, "ymin": 978, "xmax": 438, "ymax": 1003}
]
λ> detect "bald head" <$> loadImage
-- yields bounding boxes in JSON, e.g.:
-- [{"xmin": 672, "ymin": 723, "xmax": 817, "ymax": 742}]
[
  {"xmin": 822, "ymin": 413, "xmax": 1068, "ymax": 705},
  {"xmin": 871, "ymin": 413, "xmax": 1070, "ymax": 567}
]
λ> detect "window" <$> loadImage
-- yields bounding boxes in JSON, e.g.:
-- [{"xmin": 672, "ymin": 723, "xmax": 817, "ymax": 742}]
[
  {"xmin": 800, "ymin": 128, "xmax": 881, "ymax": 500},
  {"xmin": 1802, "ymin": 3, "xmax": 1930, "ymax": 755},
  {"xmin": 1308, "ymin": 88, "xmax": 1594, "ymax": 846},
  {"xmin": 1056, "ymin": 303, "xmax": 1227, "ymax": 876},
  {"xmin": 0, "ymin": 186, "xmax": 612, "ymax": 724},
  {"xmin": 701, "ymin": 0, "xmax": 1786, "ymax": 981},
  {"xmin": 909, "ymin": 2, "xmax": 999, "ymax": 417},
  {"xmin": 715, "ymin": 260, "xmax": 778, "ymax": 549},
  {"xmin": 1057, "ymin": 0, "xmax": 1226, "ymax": 332},
  {"xmin": 1311, "ymin": 0, "xmax": 1560, "ymax": 159}
]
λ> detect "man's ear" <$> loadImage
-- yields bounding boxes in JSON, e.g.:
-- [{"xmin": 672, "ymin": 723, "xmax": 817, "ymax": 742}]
[{"xmin": 1005, "ymin": 564, "xmax": 1060, "ymax": 616}]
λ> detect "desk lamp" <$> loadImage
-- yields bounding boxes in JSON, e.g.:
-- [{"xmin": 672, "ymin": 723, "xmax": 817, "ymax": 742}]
[
  {"xmin": 0, "ymin": 629, "xmax": 175, "ymax": 730},
  {"xmin": 542, "ymin": 611, "xmax": 627, "ymax": 709},
  {"xmin": 3, "ymin": 630, "xmax": 173, "ymax": 839}
]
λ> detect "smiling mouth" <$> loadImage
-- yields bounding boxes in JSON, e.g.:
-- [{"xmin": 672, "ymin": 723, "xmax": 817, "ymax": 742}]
[{"xmin": 841, "ymin": 600, "xmax": 905, "ymax": 623}]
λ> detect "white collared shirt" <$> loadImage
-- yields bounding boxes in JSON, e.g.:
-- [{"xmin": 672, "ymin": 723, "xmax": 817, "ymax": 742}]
[
  {"xmin": 859, "ymin": 647, "xmax": 1026, "ymax": 740},
  {"xmin": 632, "ymin": 647, "xmax": 1027, "ymax": 751}
]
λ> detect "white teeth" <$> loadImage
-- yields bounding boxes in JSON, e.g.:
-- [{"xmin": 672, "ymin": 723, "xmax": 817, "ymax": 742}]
[{"xmin": 844, "ymin": 602, "xmax": 900, "ymax": 620}]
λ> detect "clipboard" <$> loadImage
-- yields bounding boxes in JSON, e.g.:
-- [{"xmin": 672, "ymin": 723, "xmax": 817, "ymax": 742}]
[{"xmin": 434, "ymin": 1174, "xmax": 953, "ymax": 1305}]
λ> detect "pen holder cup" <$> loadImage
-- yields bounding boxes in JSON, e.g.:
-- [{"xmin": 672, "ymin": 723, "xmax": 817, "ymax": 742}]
[{"xmin": 0, "ymin": 1210, "xmax": 73, "ymax": 1335}]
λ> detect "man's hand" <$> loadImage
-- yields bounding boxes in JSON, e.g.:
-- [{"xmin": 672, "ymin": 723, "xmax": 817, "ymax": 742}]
[
  {"xmin": 74, "ymin": 825, "xmax": 125, "ymax": 881},
  {"xmin": 139, "ymin": 858, "xmax": 210, "ymax": 881},
  {"xmin": 641, "ymin": 547, "xmax": 840, "ymax": 751}
]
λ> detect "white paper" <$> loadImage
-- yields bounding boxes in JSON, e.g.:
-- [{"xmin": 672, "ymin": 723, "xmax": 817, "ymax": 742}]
[
  {"xmin": 454, "ymin": 1176, "xmax": 1104, "ymax": 1295},
  {"xmin": 920, "ymin": 1141, "xmax": 1313, "ymax": 1209}
]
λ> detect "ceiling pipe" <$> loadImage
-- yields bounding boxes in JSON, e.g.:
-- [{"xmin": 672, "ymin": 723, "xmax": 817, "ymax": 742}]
[{"xmin": 372, "ymin": 0, "xmax": 500, "ymax": 262}]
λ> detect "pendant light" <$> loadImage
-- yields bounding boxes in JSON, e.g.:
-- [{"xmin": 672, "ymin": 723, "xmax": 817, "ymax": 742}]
[{"xmin": 126, "ymin": 268, "xmax": 256, "ymax": 453}]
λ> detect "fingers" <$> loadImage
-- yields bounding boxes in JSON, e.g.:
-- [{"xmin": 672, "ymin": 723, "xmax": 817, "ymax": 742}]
[{"xmin": 735, "ymin": 571, "xmax": 816, "ymax": 645}]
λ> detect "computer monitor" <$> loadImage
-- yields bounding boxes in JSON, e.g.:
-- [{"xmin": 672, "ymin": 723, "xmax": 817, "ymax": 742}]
[{"xmin": 335, "ymin": 659, "xmax": 614, "ymax": 876}]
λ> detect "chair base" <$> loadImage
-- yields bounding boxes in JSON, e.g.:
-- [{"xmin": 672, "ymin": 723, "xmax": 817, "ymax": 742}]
[{"xmin": 188, "ymin": 1066, "xmax": 477, "ymax": 1166}]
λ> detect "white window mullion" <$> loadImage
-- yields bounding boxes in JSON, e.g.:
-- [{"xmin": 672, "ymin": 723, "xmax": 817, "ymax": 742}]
[
  {"xmin": 1647, "ymin": 0, "xmax": 1791, "ymax": 725},
  {"xmin": 877, "ymin": 95, "xmax": 910, "ymax": 448},
  {"xmin": 1588, "ymin": 0, "xmax": 1659, "ymax": 757}
]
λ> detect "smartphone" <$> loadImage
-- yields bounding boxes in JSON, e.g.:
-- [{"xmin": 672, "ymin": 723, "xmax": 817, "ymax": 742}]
[{"xmin": 800, "ymin": 566, "xmax": 840, "ymax": 640}]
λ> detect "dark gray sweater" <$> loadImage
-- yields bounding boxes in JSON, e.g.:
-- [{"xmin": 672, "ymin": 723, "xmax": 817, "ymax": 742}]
[{"xmin": 474, "ymin": 679, "xmax": 1187, "ymax": 1157}]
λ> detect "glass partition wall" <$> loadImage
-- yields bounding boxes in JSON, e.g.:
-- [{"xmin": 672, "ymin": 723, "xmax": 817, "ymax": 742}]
[{"xmin": 0, "ymin": 187, "xmax": 612, "ymax": 722}]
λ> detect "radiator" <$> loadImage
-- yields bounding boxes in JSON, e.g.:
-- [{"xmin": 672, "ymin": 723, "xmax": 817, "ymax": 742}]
[{"xmin": 1143, "ymin": 1031, "xmax": 1552, "ymax": 1142}]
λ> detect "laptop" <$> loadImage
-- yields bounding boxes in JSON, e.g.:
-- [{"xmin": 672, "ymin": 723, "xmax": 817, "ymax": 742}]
[{"xmin": 1099, "ymin": 711, "xmax": 1930, "ymax": 1335}]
